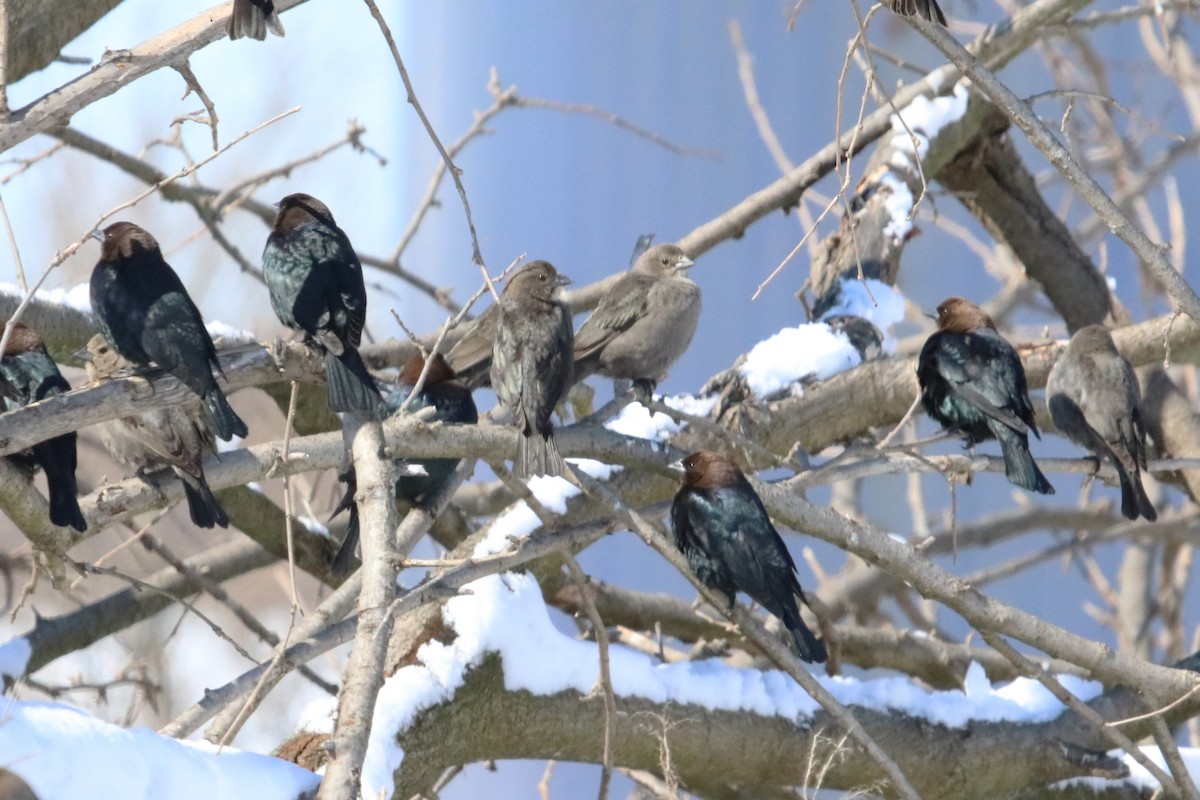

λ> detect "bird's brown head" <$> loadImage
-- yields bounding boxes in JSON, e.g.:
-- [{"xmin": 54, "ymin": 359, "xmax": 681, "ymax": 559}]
[
  {"xmin": 273, "ymin": 193, "xmax": 336, "ymax": 232},
  {"xmin": 934, "ymin": 297, "xmax": 995, "ymax": 334},
  {"xmin": 399, "ymin": 352, "xmax": 457, "ymax": 387},
  {"xmin": 94, "ymin": 222, "xmax": 162, "ymax": 262},
  {"xmin": 1068, "ymin": 324, "xmax": 1119, "ymax": 356},
  {"xmin": 671, "ymin": 450, "xmax": 746, "ymax": 489},
  {"xmin": 503, "ymin": 260, "xmax": 572, "ymax": 304},
  {"xmin": 633, "ymin": 244, "xmax": 695, "ymax": 277},
  {"xmin": 79, "ymin": 333, "xmax": 128, "ymax": 379},
  {"xmin": 1, "ymin": 322, "xmax": 47, "ymax": 357}
]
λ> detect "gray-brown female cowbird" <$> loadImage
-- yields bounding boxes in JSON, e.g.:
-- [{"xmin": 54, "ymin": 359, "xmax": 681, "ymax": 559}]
[
  {"xmin": 263, "ymin": 193, "xmax": 381, "ymax": 414},
  {"xmin": 227, "ymin": 0, "xmax": 285, "ymax": 40},
  {"xmin": 1046, "ymin": 325, "xmax": 1156, "ymax": 521},
  {"xmin": 573, "ymin": 244, "xmax": 699, "ymax": 396},
  {"xmin": 917, "ymin": 297, "xmax": 1053, "ymax": 494},
  {"xmin": 490, "ymin": 261, "xmax": 573, "ymax": 478},
  {"xmin": 888, "ymin": 0, "xmax": 947, "ymax": 25},
  {"xmin": 329, "ymin": 352, "xmax": 478, "ymax": 573},
  {"xmin": 0, "ymin": 322, "xmax": 86, "ymax": 532},
  {"xmin": 90, "ymin": 222, "xmax": 248, "ymax": 442},
  {"xmin": 445, "ymin": 303, "xmax": 499, "ymax": 390},
  {"xmin": 80, "ymin": 334, "xmax": 229, "ymax": 529},
  {"xmin": 670, "ymin": 451, "xmax": 827, "ymax": 663}
]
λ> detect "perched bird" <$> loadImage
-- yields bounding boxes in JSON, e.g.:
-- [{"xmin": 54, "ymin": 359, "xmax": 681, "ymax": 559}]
[
  {"xmin": 1046, "ymin": 326, "xmax": 1156, "ymax": 521},
  {"xmin": 227, "ymin": 0, "xmax": 285, "ymax": 40},
  {"xmin": 445, "ymin": 302, "xmax": 499, "ymax": 390},
  {"xmin": 490, "ymin": 261, "xmax": 574, "ymax": 478},
  {"xmin": 90, "ymin": 222, "xmax": 248, "ymax": 442},
  {"xmin": 329, "ymin": 352, "xmax": 478, "ymax": 573},
  {"xmin": 80, "ymin": 334, "xmax": 229, "ymax": 529},
  {"xmin": 262, "ymin": 193, "xmax": 382, "ymax": 414},
  {"xmin": 0, "ymin": 323, "xmax": 86, "ymax": 532},
  {"xmin": 888, "ymin": 0, "xmax": 947, "ymax": 26},
  {"xmin": 573, "ymin": 244, "xmax": 700, "ymax": 396},
  {"xmin": 917, "ymin": 297, "xmax": 1054, "ymax": 494},
  {"xmin": 670, "ymin": 451, "xmax": 827, "ymax": 664}
]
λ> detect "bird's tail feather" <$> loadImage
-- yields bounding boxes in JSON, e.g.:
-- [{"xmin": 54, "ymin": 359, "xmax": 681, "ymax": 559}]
[
  {"xmin": 330, "ymin": 510, "xmax": 360, "ymax": 575},
  {"xmin": 204, "ymin": 389, "xmax": 248, "ymax": 441},
  {"xmin": 324, "ymin": 348, "xmax": 381, "ymax": 414},
  {"xmin": 995, "ymin": 426, "xmax": 1054, "ymax": 495},
  {"xmin": 517, "ymin": 431, "xmax": 566, "ymax": 479},
  {"xmin": 227, "ymin": 0, "xmax": 285, "ymax": 40},
  {"xmin": 1118, "ymin": 466, "xmax": 1157, "ymax": 522},
  {"xmin": 783, "ymin": 608, "xmax": 828, "ymax": 664},
  {"xmin": 45, "ymin": 465, "xmax": 86, "ymax": 532},
  {"xmin": 178, "ymin": 469, "xmax": 229, "ymax": 529}
]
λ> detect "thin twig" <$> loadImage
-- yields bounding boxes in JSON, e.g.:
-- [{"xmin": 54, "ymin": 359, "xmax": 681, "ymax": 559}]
[{"xmin": 563, "ymin": 554, "xmax": 616, "ymax": 800}]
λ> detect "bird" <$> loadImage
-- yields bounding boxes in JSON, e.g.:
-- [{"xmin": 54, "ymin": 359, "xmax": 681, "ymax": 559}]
[
  {"xmin": 0, "ymin": 322, "xmax": 86, "ymax": 532},
  {"xmin": 917, "ymin": 297, "xmax": 1054, "ymax": 494},
  {"xmin": 888, "ymin": 0, "xmax": 947, "ymax": 26},
  {"xmin": 1046, "ymin": 325, "xmax": 1156, "ymax": 521},
  {"xmin": 329, "ymin": 352, "xmax": 478, "ymax": 573},
  {"xmin": 262, "ymin": 193, "xmax": 382, "ymax": 414},
  {"xmin": 80, "ymin": 334, "xmax": 229, "ymax": 529},
  {"xmin": 227, "ymin": 0, "xmax": 285, "ymax": 40},
  {"xmin": 670, "ymin": 450, "xmax": 827, "ymax": 664},
  {"xmin": 573, "ymin": 244, "xmax": 700, "ymax": 397},
  {"xmin": 445, "ymin": 301, "xmax": 499, "ymax": 390},
  {"xmin": 89, "ymin": 222, "xmax": 248, "ymax": 442},
  {"xmin": 490, "ymin": 260, "xmax": 574, "ymax": 479}
]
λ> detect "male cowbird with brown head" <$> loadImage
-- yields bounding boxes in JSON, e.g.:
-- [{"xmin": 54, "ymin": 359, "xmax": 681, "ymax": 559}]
[
  {"xmin": 1047, "ymin": 325, "xmax": 1155, "ymax": 521},
  {"xmin": 670, "ymin": 451, "xmax": 827, "ymax": 663},
  {"xmin": 917, "ymin": 297, "xmax": 1053, "ymax": 494},
  {"xmin": 81, "ymin": 334, "xmax": 229, "ymax": 529},
  {"xmin": 490, "ymin": 261, "xmax": 573, "ymax": 479},
  {"xmin": 0, "ymin": 323, "xmax": 86, "ymax": 532},
  {"xmin": 329, "ymin": 352, "xmax": 477, "ymax": 573},
  {"xmin": 90, "ymin": 222, "xmax": 248, "ymax": 442},
  {"xmin": 573, "ymin": 244, "xmax": 699, "ymax": 396},
  {"xmin": 227, "ymin": 0, "xmax": 285, "ymax": 40},
  {"xmin": 263, "ymin": 193, "xmax": 381, "ymax": 414}
]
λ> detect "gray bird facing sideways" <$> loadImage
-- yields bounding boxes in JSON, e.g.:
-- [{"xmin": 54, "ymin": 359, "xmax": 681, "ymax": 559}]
[
  {"xmin": 573, "ymin": 244, "xmax": 699, "ymax": 397},
  {"xmin": 490, "ymin": 260, "xmax": 574, "ymax": 479},
  {"xmin": 80, "ymin": 334, "xmax": 230, "ymax": 529},
  {"xmin": 1046, "ymin": 325, "xmax": 1156, "ymax": 522}
]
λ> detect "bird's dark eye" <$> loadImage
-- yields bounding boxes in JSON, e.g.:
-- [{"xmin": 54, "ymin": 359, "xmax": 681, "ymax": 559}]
[{"xmin": 539, "ymin": 274, "xmax": 547, "ymax": 281}]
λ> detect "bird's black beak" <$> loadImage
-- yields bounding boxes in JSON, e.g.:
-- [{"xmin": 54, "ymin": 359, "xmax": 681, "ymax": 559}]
[
  {"xmin": 553, "ymin": 274, "xmax": 573, "ymax": 288},
  {"xmin": 73, "ymin": 345, "xmax": 93, "ymax": 363},
  {"xmin": 675, "ymin": 255, "xmax": 695, "ymax": 272},
  {"xmin": 87, "ymin": 229, "xmax": 105, "ymax": 245},
  {"xmin": 923, "ymin": 310, "xmax": 938, "ymax": 322},
  {"xmin": 667, "ymin": 458, "xmax": 686, "ymax": 475}
]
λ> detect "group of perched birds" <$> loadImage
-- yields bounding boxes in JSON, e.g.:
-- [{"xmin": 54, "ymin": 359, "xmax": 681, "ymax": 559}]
[{"xmin": 0, "ymin": 180, "xmax": 1155, "ymax": 668}]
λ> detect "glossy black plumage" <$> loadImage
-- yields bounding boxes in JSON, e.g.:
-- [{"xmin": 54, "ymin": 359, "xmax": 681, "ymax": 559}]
[
  {"xmin": 1047, "ymin": 325, "xmax": 1155, "ymax": 521},
  {"xmin": 917, "ymin": 297, "xmax": 1053, "ymax": 494},
  {"xmin": 0, "ymin": 323, "xmax": 86, "ymax": 532},
  {"xmin": 262, "ymin": 193, "xmax": 381, "ymax": 414},
  {"xmin": 89, "ymin": 222, "xmax": 248, "ymax": 442},
  {"xmin": 573, "ymin": 244, "xmax": 700, "ymax": 395},
  {"xmin": 81, "ymin": 334, "xmax": 229, "ymax": 529},
  {"xmin": 670, "ymin": 451, "xmax": 826, "ymax": 663},
  {"xmin": 490, "ymin": 261, "xmax": 574, "ymax": 478},
  {"xmin": 330, "ymin": 353, "xmax": 477, "ymax": 574},
  {"xmin": 227, "ymin": 0, "xmax": 285, "ymax": 40}
]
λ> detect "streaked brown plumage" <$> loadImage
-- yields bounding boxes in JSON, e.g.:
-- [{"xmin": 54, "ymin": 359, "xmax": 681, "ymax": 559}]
[
  {"xmin": 888, "ymin": 0, "xmax": 947, "ymax": 26},
  {"xmin": 1046, "ymin": 325, "xmax": 1156, "ymax": 521},
  {"xmin": 227, "ymin": 0, "xmax": 285, "ymax": 40},
  {"xmin": 81, "ymin": 334, "xmax": 229, "ymax": 529},
  {"xmin": 489, "ymin": 261, "xmax": 574, "ymax": 478}
]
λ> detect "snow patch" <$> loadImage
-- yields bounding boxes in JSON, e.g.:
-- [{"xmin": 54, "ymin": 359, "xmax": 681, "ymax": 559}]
[
  {"xmin": 205, "ymin": 320, "xmax": 256, "ymax": 342},
  {"xmin": 1058, "ymin": 747, "xmax": 1200, "ymax": 793},
  {"xmin": 0, "ymin": 700, "xmax": 319, "ymax": 800},
  {"xmin": 0, "ymin": 282, "xmax": 92, "ymax": 314},
  {"xmin": 738, "ymin": 324, "xmax": 860, "ymax": 398},
  {"xmin": 888, "ymin": 83, "xmax": 970, "ymax": 163},
  {"xmin": 605, "ymin": 394, "xmax": 717, "ymax": 443},
  {"xmin": 0, "ymin": 636, "xmax": 31, "ymax": 680}
]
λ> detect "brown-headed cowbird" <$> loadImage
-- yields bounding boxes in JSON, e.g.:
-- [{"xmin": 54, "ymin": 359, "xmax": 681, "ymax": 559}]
[
  {"xmin": 227, "ymin": 0, "xmax": 285, "ymax": 40},
  {"xmin": 80, "ymin": 334, "xmax": 229, "ymax": 529},
  {"xmin": 263, "ymin": 193, "xmax": 382, "ymax": 414},
  {"xmin": 329, "ymin": 352, "xmax": 478, "ymax": 573},
  {"xmin": 670, "ymin": 451, "xmax": 827, "ymax": 663},
  {"xmin": 1046, "ymin": 325, "xmax": 1156, "ymax": 521},
  {"xmin": 90, "ymin": 222, "xmax": 248, "ymax": 442},
  {"xmin": 445, "ymin": 301, "xmax": 499, "ymax": 390},
  {"xmin": 0, "ymin": 322, "xmax": 86, "ymax": 532},
  {"xmin": 573, "ymin": 244, "xmax": 699, "ymax": 396},
  {"xmin": 490, "ymin": 261, "xmax": 573, "ymax": 478},
  {"xmin": 917, "ymin": 297, "xmax": 1054, "ymax": 494},
  {"xmin": 888, "ymin": 0, "xmax": 947, "ymax": 25}
]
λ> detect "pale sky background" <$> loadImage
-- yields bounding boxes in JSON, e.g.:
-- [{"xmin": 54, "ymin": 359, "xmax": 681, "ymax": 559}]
[{"xmin": 3, "ymin": 0, "xmax": 1197, "ymax": 796}]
